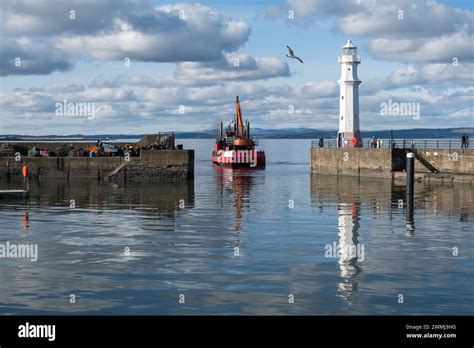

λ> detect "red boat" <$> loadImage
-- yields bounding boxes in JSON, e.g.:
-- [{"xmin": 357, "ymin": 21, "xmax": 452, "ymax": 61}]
[{"xmin": 212, "ymin": 96, "xmax": 265, "ymax": 168}]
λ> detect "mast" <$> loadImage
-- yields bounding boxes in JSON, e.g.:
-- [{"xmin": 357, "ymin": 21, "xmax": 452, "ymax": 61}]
[{"xmin": 235, "ymin": 96, "xmax": 244, "ymax": 138}]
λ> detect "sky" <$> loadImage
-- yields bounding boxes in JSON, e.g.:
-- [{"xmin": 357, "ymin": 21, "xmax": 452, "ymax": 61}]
[{"xmin": 0, "ymin": 0, "xmax": 473, "ymax": 135}]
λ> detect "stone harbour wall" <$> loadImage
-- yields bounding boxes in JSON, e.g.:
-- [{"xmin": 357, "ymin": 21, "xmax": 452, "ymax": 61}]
[{"xmin": 0, "ymin": 150, "xmax": 194, "ymax": 181}]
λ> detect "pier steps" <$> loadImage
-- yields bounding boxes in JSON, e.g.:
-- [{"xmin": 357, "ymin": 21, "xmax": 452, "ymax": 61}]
[
  {"xmin": 104, "ymin": 162, "xmax": 128, "ymax": 183},
  {"xmin": 410, "ymin": 149, "xmax": 439, "ymax": 173}
]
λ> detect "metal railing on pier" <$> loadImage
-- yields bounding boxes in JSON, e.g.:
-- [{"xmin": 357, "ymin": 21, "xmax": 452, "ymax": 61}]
[{"xmin": 312, "ymin": 139, "xmax": 466, "ymax": 151}]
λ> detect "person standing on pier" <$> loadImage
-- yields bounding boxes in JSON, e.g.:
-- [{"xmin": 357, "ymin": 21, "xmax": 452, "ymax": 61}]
[
  {"xmin": 461, "ymin": 134, "xmax": 467, "ymax": 149},
  {"xmin": 371, "ymin": 136, "xmax": 378, "ymax": 148}
]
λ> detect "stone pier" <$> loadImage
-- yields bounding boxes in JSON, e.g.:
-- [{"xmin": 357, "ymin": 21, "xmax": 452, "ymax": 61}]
[
  {"xmin": 311, "ymin": 147, "xmax": 474, "ymax": 184},
  {"xmin": 0, "ymin": 148, "xmax": 194, "ymax": 181}
]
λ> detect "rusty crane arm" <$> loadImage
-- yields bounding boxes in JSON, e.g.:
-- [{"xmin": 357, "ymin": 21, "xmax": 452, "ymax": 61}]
[{"xmin": 235, "ymin": 96, "xmax": 245, "ymax": 138}]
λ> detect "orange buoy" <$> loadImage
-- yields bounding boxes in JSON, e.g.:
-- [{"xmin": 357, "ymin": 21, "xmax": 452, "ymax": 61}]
[
  {"xmin": 22, "ymin": 165, "xmax": 28, "ymax": 177},
  {"xmin": 352, "ymin": 136, "xmax": 357, "ymax": 147}
]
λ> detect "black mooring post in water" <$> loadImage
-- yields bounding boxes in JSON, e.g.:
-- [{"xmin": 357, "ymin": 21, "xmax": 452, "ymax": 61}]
[
  {"xmin": 406, "ymin": 152, "xmax": 415, "ymax": 194},
  {"xmin": 406, "ymin": 152, "xmax": 415, "ymax": 233}
]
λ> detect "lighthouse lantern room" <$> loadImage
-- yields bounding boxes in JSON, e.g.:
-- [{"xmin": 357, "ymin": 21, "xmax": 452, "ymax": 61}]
[{"xmin": 337, "ymin": 40, "xmax": 362, "ymax": 148}]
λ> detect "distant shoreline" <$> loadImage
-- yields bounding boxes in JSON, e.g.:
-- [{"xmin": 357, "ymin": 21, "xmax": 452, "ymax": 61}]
[{"xmin": 0, "ymin": 127, "xmax": 472, "ymax": 141}]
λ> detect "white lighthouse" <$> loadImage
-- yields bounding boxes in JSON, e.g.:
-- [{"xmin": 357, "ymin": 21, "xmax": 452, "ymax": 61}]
[{"xmin": 337, "ymin": 40, "xmax": 362, "ymax": 147}]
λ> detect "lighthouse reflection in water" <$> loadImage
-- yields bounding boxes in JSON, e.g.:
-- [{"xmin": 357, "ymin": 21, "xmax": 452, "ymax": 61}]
[{"xmin": 336, "ymin": 201, "xmax": 363, "ymax": 305}]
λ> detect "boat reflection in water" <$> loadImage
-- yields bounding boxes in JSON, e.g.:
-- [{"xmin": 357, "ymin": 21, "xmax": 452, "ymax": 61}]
[{"xmin": 213, "ymin": 166, "xmax": 254, "ymax": 232}]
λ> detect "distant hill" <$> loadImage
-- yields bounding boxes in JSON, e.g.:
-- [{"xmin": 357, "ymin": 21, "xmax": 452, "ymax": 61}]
[{"xmin": 1, "ymin": 127, "xmax": 472, "ymax": 140}]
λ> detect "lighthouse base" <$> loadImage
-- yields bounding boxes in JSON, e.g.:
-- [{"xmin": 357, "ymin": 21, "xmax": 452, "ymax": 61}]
[{"xmin": 337, "ymin": 131, "xmax": 362, "ymax": 148}]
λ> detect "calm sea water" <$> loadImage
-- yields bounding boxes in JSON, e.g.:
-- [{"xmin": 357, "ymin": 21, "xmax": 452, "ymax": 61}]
[{"xmin": 0, "ymin": 139, "xmax": 472, "ymax": 315}]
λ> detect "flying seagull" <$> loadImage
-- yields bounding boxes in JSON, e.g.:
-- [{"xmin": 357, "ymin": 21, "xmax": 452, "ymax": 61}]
[{"xmin": 286, "ymin": 45, "xmax": 303, "ymax": 63}]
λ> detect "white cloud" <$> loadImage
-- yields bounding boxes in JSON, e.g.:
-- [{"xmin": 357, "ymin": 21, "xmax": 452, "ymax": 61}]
[
  {"xmin": 0, "ymin": 0, "xmax": 143, "ymax": 36},
  {"xmin": 56, "ymin": 4, "xmax": 251, "ymax": 63},
  {"xmin": 0, "ymin": 38, "xmax": 74, "ymax": 76},
  {"xmin": 174, "ymin": 53, "xmax": 290, "ymax": 81},
  {"xmin": 2, "ymin": 64, "xmax": 472, "ymax": 133},
  {"xmin": 286, "ymin": 0, "xmax": 365, "ymax": 17},
  {"xmin": 1, "ymin": 2, "xmax": 252, "ymax": 75},
  {"xmin": 298, "ymin": 81, "xmax": 339, "ymax": 98},
  {"xmin": 369, "ymin": 31, "xmax": 474, "ymax": 62},
  {"xmin": 1, "ymin": 0, "xmax": 472, "ymax": 133},
  {"xmin": 338, "ymin": 1, "xmax": 472, "ymax": 38},
  {"xmin": 271, "ymin": 0, "xmax": 474, "ymax": 63}
]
